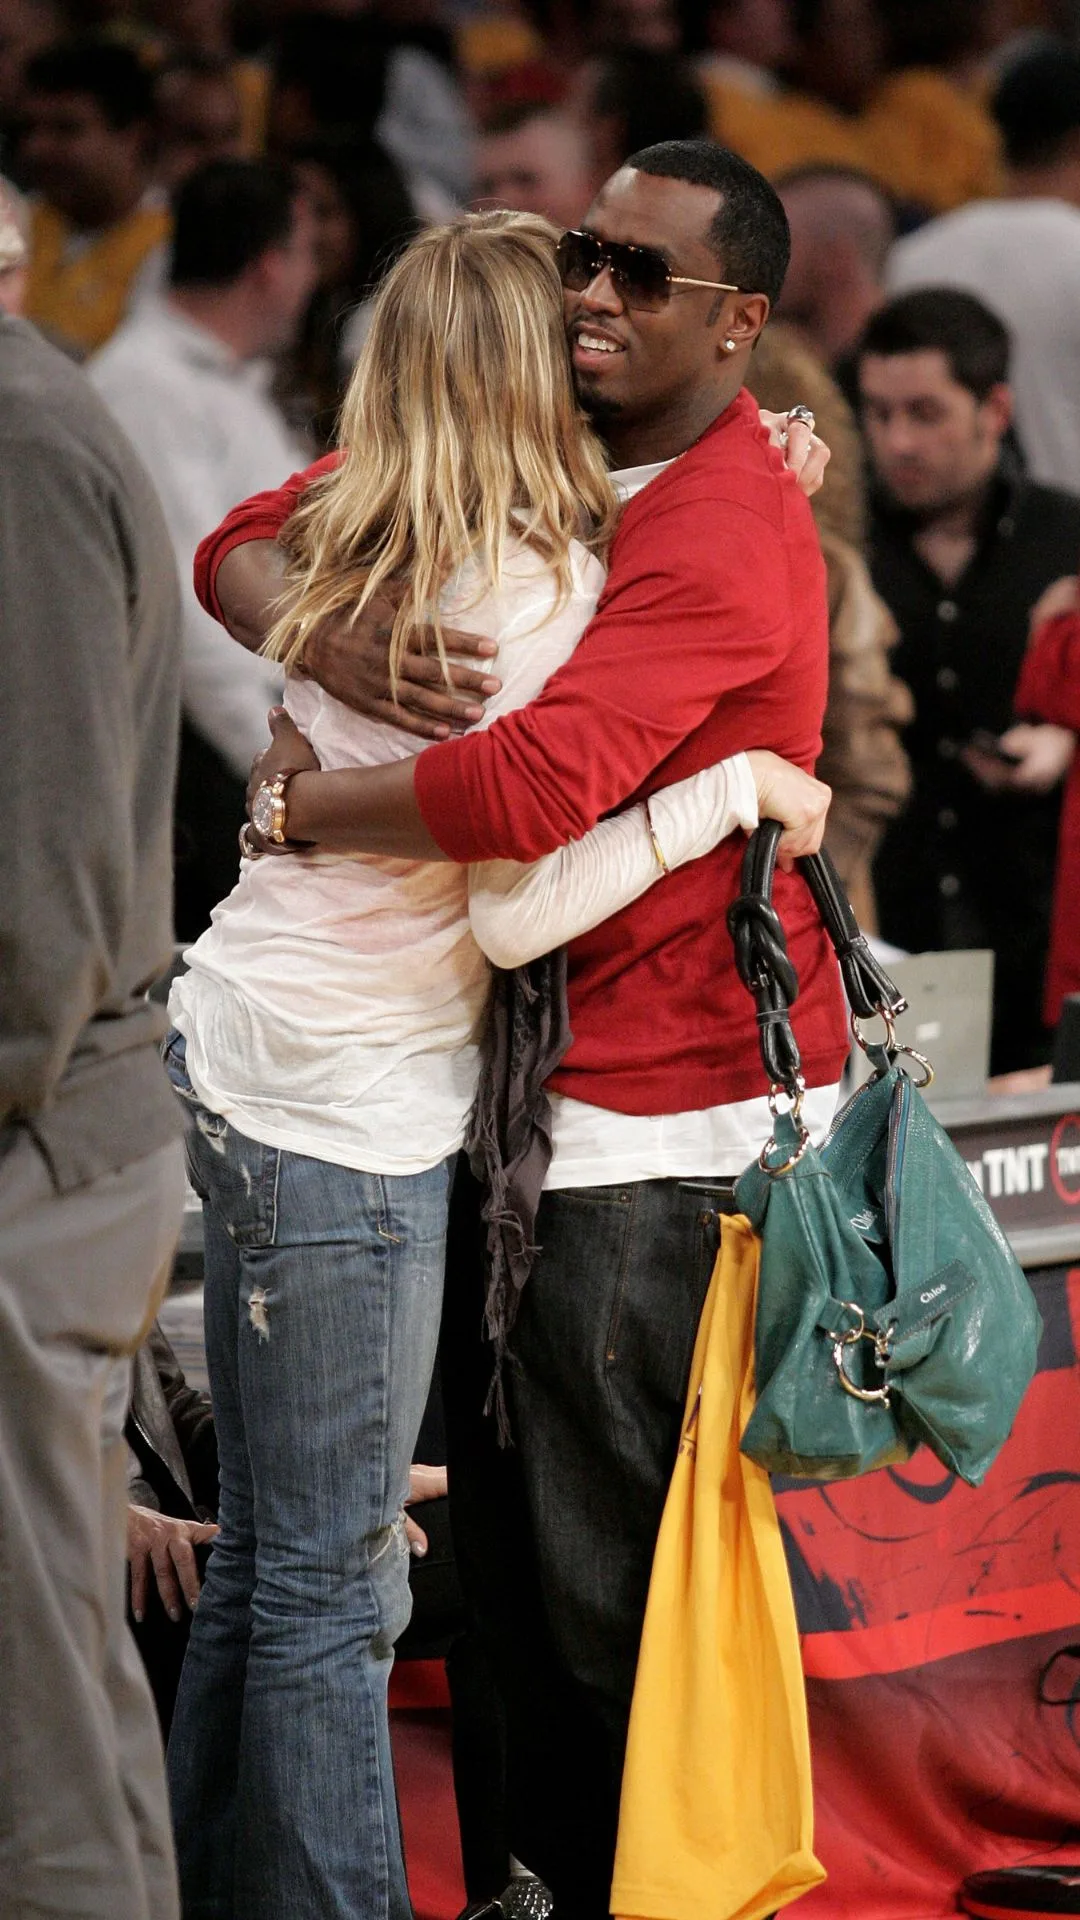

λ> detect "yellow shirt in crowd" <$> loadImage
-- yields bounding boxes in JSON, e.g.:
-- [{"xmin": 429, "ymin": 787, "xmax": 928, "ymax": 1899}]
[
  {"xmin": 25, "ymin": 199, "xmax": 171, "ymax": 359},
  {"xmin": 706, "ymin": 67, "xmax": 1001, "ymax": 214}
]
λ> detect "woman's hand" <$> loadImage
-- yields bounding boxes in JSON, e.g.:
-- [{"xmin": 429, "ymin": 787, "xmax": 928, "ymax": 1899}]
[
  {"xmin": 245, "ymin": 707, "xmax": 320, "ymax": 853},
  {"xmin": 745, "ymin": 750, "xmax": 832, "ymax": 868},
  {"xmin": 758, "ymin": 409, "xmax": 831, "ymax": 496}
]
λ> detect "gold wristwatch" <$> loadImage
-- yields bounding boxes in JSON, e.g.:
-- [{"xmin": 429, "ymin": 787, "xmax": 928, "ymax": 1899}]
[{"xmin": 250, "ymin": 768, "xmax": 304, "ymax": 846}]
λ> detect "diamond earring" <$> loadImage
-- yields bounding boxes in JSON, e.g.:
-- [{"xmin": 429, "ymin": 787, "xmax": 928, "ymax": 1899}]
[{"xmin": 724, "ymin": 338, "xmax": 736, "ymax": 351}]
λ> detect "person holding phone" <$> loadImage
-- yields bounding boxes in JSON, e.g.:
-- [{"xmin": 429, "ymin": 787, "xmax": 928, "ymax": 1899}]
[{"xmin": 857, "ymin": 286, "xmax": 1080, "ymax": 1073}]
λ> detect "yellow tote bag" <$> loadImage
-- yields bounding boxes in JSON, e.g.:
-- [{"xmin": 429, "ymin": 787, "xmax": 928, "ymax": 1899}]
[{"xmin": 612, "ymin": 1214, "xmax": 825, "ymax": 1920}]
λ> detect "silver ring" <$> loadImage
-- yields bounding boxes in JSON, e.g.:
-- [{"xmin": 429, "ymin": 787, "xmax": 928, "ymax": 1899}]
[{"xmin": 787, "ymin": 404, "xmax": 816, "ymax": 430}]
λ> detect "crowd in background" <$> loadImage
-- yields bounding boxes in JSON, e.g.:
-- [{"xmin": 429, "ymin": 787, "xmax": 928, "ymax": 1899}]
[{"xmin": 4, "ymin": 0, "xmax": 1080, "ymax": 1072}]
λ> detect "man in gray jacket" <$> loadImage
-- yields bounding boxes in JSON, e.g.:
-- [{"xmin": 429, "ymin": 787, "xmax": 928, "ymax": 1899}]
[{"xmin": 0, "ymin": 312, "xmax": 186, "ymax": 1919}]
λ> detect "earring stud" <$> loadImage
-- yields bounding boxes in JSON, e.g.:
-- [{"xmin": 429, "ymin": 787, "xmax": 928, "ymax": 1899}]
[{"xmin": 724, "ymin": 338, "xmax": 736, "ymax": 351}]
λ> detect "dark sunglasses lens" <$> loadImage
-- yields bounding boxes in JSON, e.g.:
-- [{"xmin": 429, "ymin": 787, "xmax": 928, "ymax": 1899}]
[
  {"xmin": 557, "ymin": 232, "xmax": 672, "ymax": 309},
  {"xmin": 557, "ymin": 231, "xmax": 602, "ymax": 291},
  {"xmin": 613, "ymin": 245, "xmax": 670, "ymax": 311}
]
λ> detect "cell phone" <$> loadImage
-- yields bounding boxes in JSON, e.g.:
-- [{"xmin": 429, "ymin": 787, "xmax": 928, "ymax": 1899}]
[{"xmin": 969, "ymin": 728, "xmax": 1023, "ymax": 767}]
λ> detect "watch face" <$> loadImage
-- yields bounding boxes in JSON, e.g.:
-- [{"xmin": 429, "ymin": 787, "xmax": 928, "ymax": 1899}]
[{"xmin": 252, "ymin": 786, "xmax": 276, "ymax": 838}]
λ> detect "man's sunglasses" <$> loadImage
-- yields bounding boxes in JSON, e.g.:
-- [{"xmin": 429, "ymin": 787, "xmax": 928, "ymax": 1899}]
[{"xmin": 556, "ymin": 228, "xmax": 740, "ymax": 313}]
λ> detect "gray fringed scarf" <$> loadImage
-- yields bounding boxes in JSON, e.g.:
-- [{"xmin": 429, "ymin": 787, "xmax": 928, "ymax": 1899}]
[{"xmin": 465, "ymin": 947, "xmax": 573, "ymax": 1441}]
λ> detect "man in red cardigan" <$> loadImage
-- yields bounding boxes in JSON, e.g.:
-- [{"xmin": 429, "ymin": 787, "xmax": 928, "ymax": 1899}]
[{"xmin": 196, "ymin": 141, "xmax": 849, "ymax": 1914}]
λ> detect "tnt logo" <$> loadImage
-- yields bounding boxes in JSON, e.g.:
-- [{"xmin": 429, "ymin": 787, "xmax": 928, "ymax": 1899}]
[{"xmin": 1051, "ymin": 1113, "xmax": 1080, "ymax": 1205}]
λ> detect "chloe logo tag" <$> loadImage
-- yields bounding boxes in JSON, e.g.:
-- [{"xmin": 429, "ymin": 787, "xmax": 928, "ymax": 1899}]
[{"xmin": 920, "ymin": 1283, "xmax": 947, "ymax": 1305}]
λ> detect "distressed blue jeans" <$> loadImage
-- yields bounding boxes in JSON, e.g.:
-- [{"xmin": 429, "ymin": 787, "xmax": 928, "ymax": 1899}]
[{"xmin": 163, "ymin": 1032, "xmax": 450, "ymax": 1920}]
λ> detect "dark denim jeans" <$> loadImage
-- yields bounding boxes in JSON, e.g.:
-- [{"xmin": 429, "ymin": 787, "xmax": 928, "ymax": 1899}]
[
  {"xmin": 443, "ymin": 1170, "xmax": 736, "ymax": 1920},
  {"xmin": 162, "ymin": 1032, "xmax": 451, "ymax": 1920}
]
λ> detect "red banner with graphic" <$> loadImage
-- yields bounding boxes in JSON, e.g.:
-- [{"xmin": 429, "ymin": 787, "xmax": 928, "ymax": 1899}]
[{"xmin": 779, "ymin": 1265, "xmax": 1080, "ymax": 1917}]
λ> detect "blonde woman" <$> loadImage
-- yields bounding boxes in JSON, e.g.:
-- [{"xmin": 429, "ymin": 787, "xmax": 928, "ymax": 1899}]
[{"xmin": 163, "ymin": 211, "xmax": 826, "ymax": 1920}]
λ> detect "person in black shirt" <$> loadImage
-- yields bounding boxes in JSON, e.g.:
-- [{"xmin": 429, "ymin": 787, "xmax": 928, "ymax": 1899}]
[{"xmin": 858, "ymin": 287, "xmax": 1078, "ymax": 1073}]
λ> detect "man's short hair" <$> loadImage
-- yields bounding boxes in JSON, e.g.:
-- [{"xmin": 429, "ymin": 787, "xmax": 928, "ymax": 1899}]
[
  {"xmin": 626, "ymin": 138, "xmax": 790, "ymax": 303},
  {"xmin": 24, "ymin": 39, "xmax": 154, "ymax": 129},
  {"xmin": 993, "ymin": 43, "xmax": 1080, "ymax": 172},
  {"xmin": 170, "ymin": 159, "xmax": 298, "ymax": 290},
  {"xmin": 857, "ymin": 287, "xmax": 1011, "ymax": 399}
]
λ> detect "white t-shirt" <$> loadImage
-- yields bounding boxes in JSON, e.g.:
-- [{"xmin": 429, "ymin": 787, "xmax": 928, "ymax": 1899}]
[{"xmin": 886, "ymin": 199, "xmax": 1080, "ymax": 496}]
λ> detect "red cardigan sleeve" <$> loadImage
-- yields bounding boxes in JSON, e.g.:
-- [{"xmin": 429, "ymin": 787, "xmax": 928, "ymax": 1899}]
[
  {"xmin": 1015, "ymin": 611, "xmax": 1080, "ymax": 731},
  {"xmin": 192, "ymin": 451, "xmax": 342, "ymax": 624},
  {"xmin": 414, "ymin": 491, "xmax": 819, "ymax": 863}
]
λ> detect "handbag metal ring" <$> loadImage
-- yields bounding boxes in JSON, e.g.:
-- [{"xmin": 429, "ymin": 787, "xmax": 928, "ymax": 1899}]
[
  {"xmin": 830, "ymin": 1302, "xmax": 893, "ymax": 1405},
  {"xmin": 893, "ymin": 1045, "xmax": 935, "ymax": 1089},
  {"xmin": 851, "ymin": 1011, "xmax": 936, "ymax": 1089},
  {"xmin": 850, "ymin": 1008, "xmax": 898, "ymax": 1055},
  {"xmin": 758, "ymin": 1123, "xmax": 812, "ymax": 1176},
  {"xmin": 759, "ymin": 1078, "xmax": 810, "ymax": 1174}
]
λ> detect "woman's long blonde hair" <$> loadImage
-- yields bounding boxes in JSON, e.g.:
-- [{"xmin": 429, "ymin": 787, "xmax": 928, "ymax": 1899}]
[{"xmin": 265, "ymin": 210, "xmax": 617, "ymax": 685}]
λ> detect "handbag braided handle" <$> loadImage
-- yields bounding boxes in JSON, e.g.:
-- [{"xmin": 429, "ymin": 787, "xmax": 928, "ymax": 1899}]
[{"xmin": 726, "ymin": 819, "xmax": 907, "ymax": 1096}]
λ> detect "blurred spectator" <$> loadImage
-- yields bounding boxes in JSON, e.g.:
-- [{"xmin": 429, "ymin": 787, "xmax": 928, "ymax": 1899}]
[
  {"xmin": 153, "ymin": 53, "xmax": 245, "ymax": 190},
  {"xmin": 19, "ymin": 37, "xmax": 169, "ymax": 359},
  {"xmin": 858, "ymin": 287, "xmax": 1079, "ymax": 1073},
  {"xmin": 143, "ymin": 0, "xmax": 269, "ymax": 152},
  {"xmin": 0, "ymin": 0, "xmax": 60, "ymax": 170},
  {"xmin": 290, "ymin": 133, "xmax": 418, "ymax": 444},
  {"xmin": 126, "ymin": 1320, "xmax": 220, "ymax": 1737},
  {"xmin": 589, "ymin": 0, "xmax": 683, "ymax": 54},
  {"xmin": 268, "ymin": 10, "xmax": 473, "ymax": 214},
  {"xmin": 855, "ymin": 0, "xmax": 1003, "ymax": 213},
  {"xmin": 1016, "ymin": 591, "xmax": 1080, "ymax": 1031},
  {"xmin": 584, "ymin": 48, "xmax": 709, "ymax": 183},
  {"xmin": 746, "ymin": 319, "xmax": 911, "ymax": 926},
  {"xmin": 888, "ymin": 43, "xmax": 1080, "ymax": 492},
  {"xmin": 0, "ymin": 171, "xmax": 28, "ymax": 311},
  {"xmin": 789, "ymin": 0, "xmax": 885, "ymax": 115},
  {"xmin": 268, "ymin": 13, "xmax": 388, "ymax": 150},
  {"xmin": 0, "ymin": 258, "xmax": 184, "ymax": 1920},
  {"xmin": 699, "ymin": 2, "xmax": 865, "ymax": 180},
  {"xmin": 474, "ymin": 103, "xmax": 595, "ymax": 227},
  {"xmin": 456, "ymin": 4, "xmax": 545, "ymax": 88},
  {"xmin": 776, "ymin": 163, "xmax": 893, "ymax": 375},
  {"xmin": 698, "ymin": 0, "xmax": 796, "ymax": 97},
  {"xmin": 90, "ymin": 158, "xmax": 317, "ymax": 939},
  {"xmin": 878, "ymin": 0, "xmax": 1012, "ymax": 90}
]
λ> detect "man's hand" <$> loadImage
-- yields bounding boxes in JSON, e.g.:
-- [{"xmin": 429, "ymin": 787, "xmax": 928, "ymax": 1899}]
[
  {"xmin": 961, "ymin": 723, "xmax": 1075, "ymax": 795},
  {"xmin": 758, "ymin": 409, "xmax": 831, "ymax": 497},
  {"xmin": 127, "ymin": 1504, "xmax": 220, "ymax": 1624},
  {"xmin": 304, "ymin": 594, "xmax": 503, "ymax": 741},
  {"xmin": 218, "ymin": 542, "xmax": 503, "ymax": 738},
  {"xmin": 745, "ymin": 749, "xmax": 832, "ymax": 868},
  {"xmin": 403, "ymin": 1462, "xmax": 448, "ymax": 1560}
]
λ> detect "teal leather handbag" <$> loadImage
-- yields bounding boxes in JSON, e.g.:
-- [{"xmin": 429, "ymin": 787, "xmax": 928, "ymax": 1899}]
[{"xmin": 727, "ymin": 822, "xmax": 1041, "ymax": 1486}]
